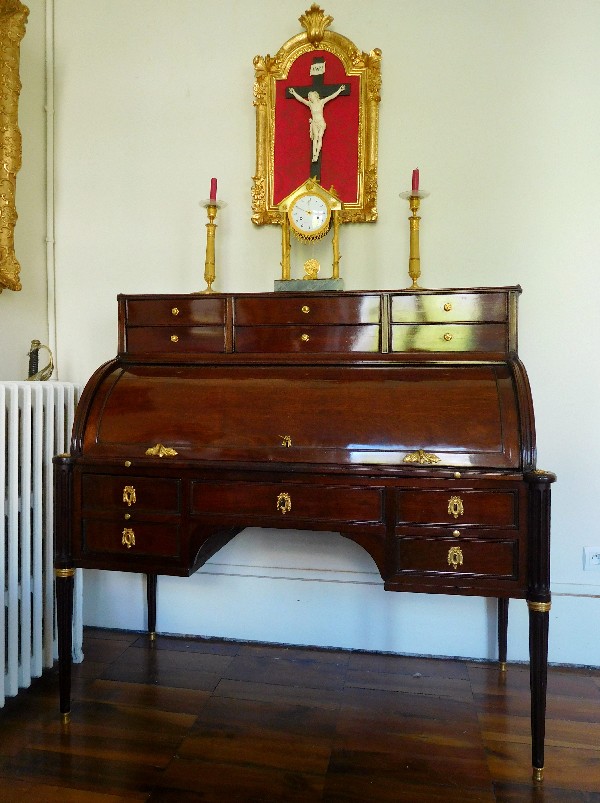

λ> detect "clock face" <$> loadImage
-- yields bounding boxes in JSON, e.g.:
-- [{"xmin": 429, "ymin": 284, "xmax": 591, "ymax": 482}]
[{"xmin": 289, "ymin": 193, "xmax": 331, "ymax": 238}]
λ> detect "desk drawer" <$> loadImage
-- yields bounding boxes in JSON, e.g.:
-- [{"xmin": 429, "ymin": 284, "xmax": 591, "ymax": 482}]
[
  {"xmin": 125, "ymin": 297, "xmax": 225, "ymax": 326},
  {"xmin": 81, "ymin": 475, "xmax": 181, "ymax": 513},
  {"xmin": 391, "ymin": 293, "xmax": 507, "ymax": 323},
  {"xmin": 191, "ymin": 481, "xmax": 384, "ymax": 526},
  {"xmin": 391, "ymin": 323, "xmax": 507, "ymax": 353},
  {"xmin": 396, "ymin": 490, "xmax": 517, "ymax": 528},
  {"xmin": 396, "ymin": 536, "xmax": 518, "ymax": 579},
  {"xmin": 82, "ymin": 519, "xmax": 181, "ymax": 558},
  {"xmin": 125, "ymin": 325, "xmax": 225, "ymax": 354},
  {"xmin": 234, "ymin": 325, "xmax": 380, "ymax": 353},
  {"xmin": 234, "ymin": 295, "xmax": 381, "ymax": 325}
]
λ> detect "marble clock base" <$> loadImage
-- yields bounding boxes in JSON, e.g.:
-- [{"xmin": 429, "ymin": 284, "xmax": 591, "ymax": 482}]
[{"xmin": 274, "ymin": 279, "xmax": 344, "ymax": 292}]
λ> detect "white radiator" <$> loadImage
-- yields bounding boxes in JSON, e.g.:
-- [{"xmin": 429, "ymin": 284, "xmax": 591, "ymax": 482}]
[{"xmin": 1, "ymin": 381, "xmax": 84, "ymax": 707}]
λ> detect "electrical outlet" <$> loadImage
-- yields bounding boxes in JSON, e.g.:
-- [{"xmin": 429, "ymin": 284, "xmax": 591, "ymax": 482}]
[{"xmin": 583, "ymin": 546, "xmax": 600, "ymax": 571}]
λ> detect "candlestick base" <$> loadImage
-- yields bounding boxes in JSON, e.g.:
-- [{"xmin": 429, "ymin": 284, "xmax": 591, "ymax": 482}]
[{"xmin": 198, "ymin": 284, "xmax": 215, "ymax": 295}]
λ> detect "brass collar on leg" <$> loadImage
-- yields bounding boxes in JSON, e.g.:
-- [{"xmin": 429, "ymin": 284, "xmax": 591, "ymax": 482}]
[
  {"xmin": 527, "ymin": 601, "xmax": 551, "ymax": 613},
  {"xmin": 55, "ymin": 568, "xmax": 76, "ymax": 579}
]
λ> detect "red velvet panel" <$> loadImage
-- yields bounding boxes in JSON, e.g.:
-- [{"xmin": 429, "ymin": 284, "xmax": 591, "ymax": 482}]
[{"xmin": 274, "ymin": 50, "xmax": 360, "ymax": 205}]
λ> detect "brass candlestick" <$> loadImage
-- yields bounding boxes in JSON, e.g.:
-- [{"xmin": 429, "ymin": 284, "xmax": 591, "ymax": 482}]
[
  {"xmin": 281, "ymin": 206, "xmax": 291, "ymax": 280},
  {"xmin": 400, "ymin": 190, "xmax": 429, "ymax": 289},
  {"xmin": 199, "ymin": 200, "xmax": 225, "ymax": 293},
  {"xmin": 332, "ymin": 208, "xmax": 341, "ymax": 280}
]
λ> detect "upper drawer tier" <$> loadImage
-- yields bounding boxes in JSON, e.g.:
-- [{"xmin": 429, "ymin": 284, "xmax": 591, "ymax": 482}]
[
  {"xmin": 125, "ymin": 297, "xmax": 226, "ymax": 326},
  {"xmin": 234, "ymin": 295, "xmax": 381, "ymax": 325},
  {"xmin": 117, "ymin": 290, "xmax": 519, "ymax": 360},
  {"xmin": 391, "ymin": 292, "xmax": 507, "ymax": 323}
]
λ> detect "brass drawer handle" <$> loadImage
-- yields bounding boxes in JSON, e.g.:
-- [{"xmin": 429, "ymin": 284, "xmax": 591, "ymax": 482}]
[
  {"xmin": 276, "ymin": 492, "xmax": 291, "ymax": 514},
  {"xmin": 123, "ymin": 485, "xmax": 136, "ymax": 506},
  {"xmin": 448, "ymin": 545, "xmax": 463, "ymax": 569},
  {"xmin": 443, "ymin": 302, "xmax": 452, "ymax": 312},
  {"xmin": 443, "ymin": 332, "xmax": 453, "ymax": 342},
  {"xmin": 171, "ymin": 307, "xmax": 180, "ymax": 316},
  {"xmin": 122, "ymin": 528, "xmax": 135, "ymax": 549},
  {"xmin": 301, "ymin": 333, "xmax": 310, "ymax": 342},
  {"xmin": 448, "ymin": 495, "xmax": 464, "ymax": 519},
  {"xmin": 301, "ymin": 305, "xmax": 310, "ymax": 314},
  {"xmin": 171, "ymin": 334, "xmax": 179, "ymax": 343}
]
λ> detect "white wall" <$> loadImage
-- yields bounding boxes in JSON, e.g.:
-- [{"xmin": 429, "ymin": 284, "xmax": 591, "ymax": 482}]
[
  {"xmin": 0, "ymin": 1, "xmax": 48, "ymax": 381},
  {"xmin": 16, "ymin": 0, "xmax": 600, "ymax": 665}
]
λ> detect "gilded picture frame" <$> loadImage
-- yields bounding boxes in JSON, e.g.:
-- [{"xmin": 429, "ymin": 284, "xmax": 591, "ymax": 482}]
[
  {"xmin": 252, "ymin": 4, "xmax": 381, "ymax": 226},
  {"xmin": 0, "ymin": 0, "xmax": 28, "ymax": 293}
]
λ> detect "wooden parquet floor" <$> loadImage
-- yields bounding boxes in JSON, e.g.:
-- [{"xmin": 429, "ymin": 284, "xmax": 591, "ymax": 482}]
[{"xmin": 0, "ymin": 628, "xmax": 599, "ymax": 802}]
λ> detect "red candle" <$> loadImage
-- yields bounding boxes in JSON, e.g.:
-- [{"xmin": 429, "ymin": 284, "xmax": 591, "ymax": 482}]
[
  {"xmin": 210, "ymin": 177, "xmax": 217, "ymax": 201},
  {"xmin": 411, "ymin": 168, "xmax": 419, "ymax": 193}
]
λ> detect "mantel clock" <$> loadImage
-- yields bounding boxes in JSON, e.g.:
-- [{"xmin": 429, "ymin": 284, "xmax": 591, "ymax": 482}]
[{"xmin": 278, "ymin": 178, "xmax": 342, "ymax": 287}]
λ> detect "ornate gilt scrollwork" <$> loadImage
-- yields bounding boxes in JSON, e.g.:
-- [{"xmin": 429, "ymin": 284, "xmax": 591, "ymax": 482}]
[
  {"xmin": 447, "ymin": 496, "xmax": 464, "ymax": 519},
  {"xmin": 280, "ymin": 435, "xmax": 293, "ymax": 448},
  {"xmin": 252, "ymin": 4, "xmax": 381, "ymax": 226},
  {"xmin": 122, "ymin": 486, "xmax": 136, "ymax": 506},
  {"xmin": 403, "ymin": 449, "xmax": 441, "ymax": 465},
  {"xmin": 0, "ymin": 1, "xmax": 28, "ymax": 293},
  {"xmin": 145, "ymin": 443, "xmax": 178, "ymax": 458},
  {"xmin": 447, "ymin": 545, "xmax": 463, "ymax": 570},
  {"xmin": 299, "ymin": 3, "xmax": 333, "ymax": 45},
  {"xmin": 276, "ymin": 492, "xmax": 292, "ymax": 515}
]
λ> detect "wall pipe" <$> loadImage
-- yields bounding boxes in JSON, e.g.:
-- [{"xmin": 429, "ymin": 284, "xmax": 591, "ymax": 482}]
[{"xmin": 45, "ymin": 0, "xmax": 57, "ymax": 378}]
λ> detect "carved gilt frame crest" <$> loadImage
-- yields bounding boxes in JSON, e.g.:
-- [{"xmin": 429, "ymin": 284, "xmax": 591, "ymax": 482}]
[
  {"xmin": 0, "ymin": 0, "xmax": 28, "ymax": 293},
  {"xmin": 252, "ymin": 4, "xmax": 381, "ymax": 226}
]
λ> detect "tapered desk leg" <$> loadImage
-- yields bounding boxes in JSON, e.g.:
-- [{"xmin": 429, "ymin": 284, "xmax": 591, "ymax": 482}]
[
  {"xmin": 55, "ymin": 567, "xmax": 75, "ymax": 724},
  {"xmin": 147, "ymin": 573, "xmax": 157, "ymax": 642},
  {"xmin": 525, "ymin": 469, "xmax": 556, "ymax": 783},
  {"xmin": 529, "ymin": 601, "xmax": 550, "ymax": 782},
  {"xmin": 498, "ymin": 597, "xmax": 509, "ymax": 671}
]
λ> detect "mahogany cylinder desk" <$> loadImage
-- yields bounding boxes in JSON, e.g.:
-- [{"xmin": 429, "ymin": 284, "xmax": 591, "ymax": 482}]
[{"xmin": 54, "ymin": 286, "xmax": 555, "ymax": 781}]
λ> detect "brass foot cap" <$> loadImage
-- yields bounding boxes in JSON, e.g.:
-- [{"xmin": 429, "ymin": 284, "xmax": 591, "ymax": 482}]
[
  {"xmin": 533, "ymin": 767, "xmax": 544, "ymax": 783},
  {"xmin": 61, "ymin": 711, "xmax": 71, "ymax": 725},
  {"xmin": 499, "ymin": 661, "xmax": 507, "ymax": 672},
  {"xmin": 149, "ymin": 631, "xmax": 156, "ymax": 642}
]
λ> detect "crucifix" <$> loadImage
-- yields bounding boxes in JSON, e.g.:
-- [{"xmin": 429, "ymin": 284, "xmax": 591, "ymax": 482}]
[{"xmin": 286, "ymin": 56, "xmax": 351, "ymax": 181}]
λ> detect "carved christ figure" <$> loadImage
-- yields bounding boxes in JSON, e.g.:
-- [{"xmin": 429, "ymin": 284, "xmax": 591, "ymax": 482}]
[{"xmin": 289, "ymin": 85, "xmax": 346, "ymax": 163}]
